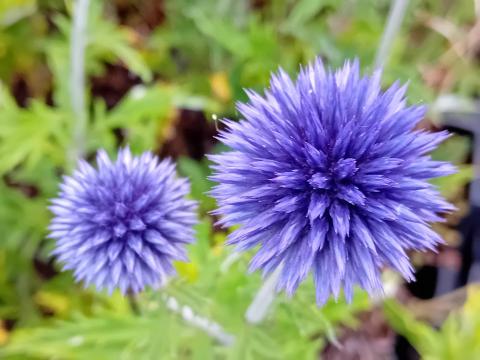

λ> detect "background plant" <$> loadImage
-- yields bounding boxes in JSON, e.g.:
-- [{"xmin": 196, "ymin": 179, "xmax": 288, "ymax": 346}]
[{"xmin": 0, "ymin": 0, "xmax": 477, "ymax": 358}]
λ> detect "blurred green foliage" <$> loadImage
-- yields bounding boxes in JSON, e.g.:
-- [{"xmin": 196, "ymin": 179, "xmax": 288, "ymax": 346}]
[
  {"xmin": 0, "ymin": 0, "xmax": 477, "ymax": 358},
  {"xmin": 385, "ymin": 285, "xmax": 480, "ymax": 359}
]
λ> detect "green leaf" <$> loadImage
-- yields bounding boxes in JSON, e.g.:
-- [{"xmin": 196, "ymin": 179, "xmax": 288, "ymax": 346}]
[
  {"xmin": 431, "ymin": 165, "xmax": 473, "ymax": 199},
  {"xmin": 284, "ymin": 0, "xmax": 330, "ymax": 30},
  {"xmin": 189, "ymin": 12, "xmax": 252, "ymax": 60},
  {"xmin": 383, "ymin": 299, "xmax": 440, "ymax": 356},
  {"xmin": 177, "ymin": 157, "xmax": 216, "ymax": 213},
  {"xmin": 0, "ymin": 0, "xmax": 36, "ymax": 27},
  {"xmin": 0, "ymin": 97, "xmax": 69, "ymax": 174}
]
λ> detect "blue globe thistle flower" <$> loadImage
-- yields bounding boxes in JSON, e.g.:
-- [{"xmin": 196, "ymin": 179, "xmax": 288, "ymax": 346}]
[
  {"xmin": 49, "ymin": 148, "xmax": 197, "ymax": 294},
  {"xmin": 210, "ymin": 59, "xmax": 455, "ymax": 304}
]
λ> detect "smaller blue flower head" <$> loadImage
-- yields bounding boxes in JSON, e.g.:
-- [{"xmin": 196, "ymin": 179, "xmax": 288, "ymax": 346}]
[
  {"xmin": 210, "ymin": 58, "xmax": 456, "ymax": 304},
  {"xmin": 49, "ymin": 148, "xmax": 197, "ymax": 294}
]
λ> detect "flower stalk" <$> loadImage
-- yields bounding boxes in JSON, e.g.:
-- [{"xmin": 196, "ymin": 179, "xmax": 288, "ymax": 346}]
[
  {"xmin": 375, "ymin": 0, "xmax": 410, "ymax": 68},
  {"xmin": 164, "ymin": 295, "xmax": 235, "ymax": 346},
  {"xmin": 69, "ymin": 0, "xmax": 90, "ymax": 165},
  {"xmin": 245, "ymin": 264, "xmax": 283, "ymax": 325}
]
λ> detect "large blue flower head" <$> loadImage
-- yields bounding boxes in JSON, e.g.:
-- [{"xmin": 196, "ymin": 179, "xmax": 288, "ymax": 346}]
[
  {"xmin": 210, "ymin": 59, "xmax": 456, "ymax": 304},
  {"xmin": 49, "ymin": 148, "xmax": 197, "ymax": 294}
]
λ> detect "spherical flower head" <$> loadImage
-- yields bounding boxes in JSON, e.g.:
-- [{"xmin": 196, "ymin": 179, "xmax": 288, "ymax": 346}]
[
  {"xmin": 49, "ymin": 148, "xmax": 197, "ymax": 294},
  {"xmin": 210, "ymin": 58, "xmax": 456, "ymax": 305}
]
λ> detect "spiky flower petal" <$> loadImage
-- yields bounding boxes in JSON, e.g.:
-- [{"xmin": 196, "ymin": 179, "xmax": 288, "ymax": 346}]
[
  {"xmin": 49, "ymin": 148, "xmax": 197, "ymax": 294},
  {"xmin": 210, "ymin": 59, "xmax": 455, "ymax": 304}
]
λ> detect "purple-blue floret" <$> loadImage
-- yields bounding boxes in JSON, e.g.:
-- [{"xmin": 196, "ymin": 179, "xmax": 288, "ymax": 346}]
[
  {"xmin": 49, "ymin": 148, "xmax": 197, "ymax": 294},
  {"xmin": 209, "ymin": 58, "xmax": 456, "ymax": 304}
]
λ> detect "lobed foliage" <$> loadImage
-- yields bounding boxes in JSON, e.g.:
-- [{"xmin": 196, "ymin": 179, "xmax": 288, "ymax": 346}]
[{"xmin": 0, "ymin": 0, "xmax": 477, "ymax": 358}]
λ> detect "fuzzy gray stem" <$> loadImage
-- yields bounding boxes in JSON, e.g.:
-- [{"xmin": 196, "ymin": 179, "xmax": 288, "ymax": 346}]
[
  {"xmin": 69, "ymin": 0, "xmax": 89, "ymax": 165},
  {"xmin": 245, "ymin": 264, "xmax": 283, "ymax": 325},
  {"xmin": 165, "ymin": 296, "xmax": 235, "ymax": 346},
  {"xmin": 374, "ymin": 0, "xmax": 410, "ymax": 69}
]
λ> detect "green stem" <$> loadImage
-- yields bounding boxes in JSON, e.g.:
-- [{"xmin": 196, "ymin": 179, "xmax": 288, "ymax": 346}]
[{"xmin": 127, "ymin": 292, "xmax": 141, "ymax": 315}]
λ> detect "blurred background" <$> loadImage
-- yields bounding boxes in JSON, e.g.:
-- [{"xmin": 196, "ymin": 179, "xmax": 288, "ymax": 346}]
[{"xmin": 0, "ymin": 0, "xmax": 479, "ymax": 359}]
